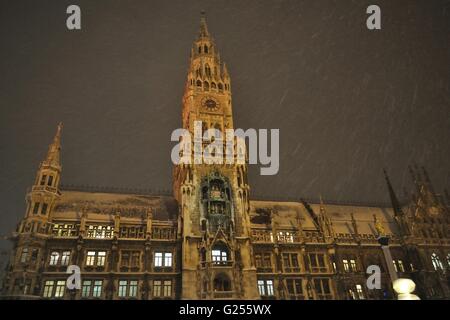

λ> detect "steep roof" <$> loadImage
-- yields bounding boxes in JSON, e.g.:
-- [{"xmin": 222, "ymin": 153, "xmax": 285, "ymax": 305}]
[{"xmin": 53, "ymin": 190, "xmax": 178, "ymax": 221}]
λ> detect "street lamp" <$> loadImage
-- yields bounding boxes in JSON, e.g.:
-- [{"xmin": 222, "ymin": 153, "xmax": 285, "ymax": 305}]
[
  {"xmin": 393, "ymin": 278, "xmax": 420, "ymax": 300},
  {"xmin": 374, "ymin": 215, "xmax": 420, "ymax": 300}
]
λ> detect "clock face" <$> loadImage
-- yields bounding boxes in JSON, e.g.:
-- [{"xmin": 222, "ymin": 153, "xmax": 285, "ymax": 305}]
[{"xmin": 202, "ymin": 98, "xmax": 220, "ymax": 111}]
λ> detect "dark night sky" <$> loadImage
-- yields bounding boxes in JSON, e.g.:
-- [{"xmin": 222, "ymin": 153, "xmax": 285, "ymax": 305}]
[{"xmin": 0, "ymin": 0, "xmax": 449, "ymax": 246}]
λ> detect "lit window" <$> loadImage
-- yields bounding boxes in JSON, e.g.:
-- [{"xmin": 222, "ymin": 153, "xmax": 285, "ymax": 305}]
[
  {"xmin": 212, "ymin": 249, "xmax": 227, "ymax": 264},
  {"xmin": 54, "ymin": 280, "xmax": 65, "ymax": 298},
  {"xmin": 163, "ymin": 280, "xmax": 172, "ymax": 297},
  {"xmin": 86, "ymin": 225, "xmax": 114, "ymax": 239},
  {"xmin": 343, "ymin": 259, "xmax": 349, "ymax": 272},
  {"xmin": 118, "ymin": 280, "xmax": 138, "ymax": 298},
  {"xmin": 431, "ymin": 253, "xmax": 444, "ymax": 271},
  {"xmin": 49, "ymin": 251, "xmax": 60, "ymax": 266},
  {"xmin": 164, "ymin": 253, "xmax": 173, "ymax": 267},
  {"xmin": 257, "ymin": 280, "xmax": 265, "ymax": 296},
  {"xmin": 257, "ymin": 279, "xmax": 274, "ymax": 296},
  {"xmin": 393, "ymin": 260, "xmax": 405, "ymax": 272},
  {"xmin": 398, "ymin": 260, "xmax": 404, "ymax": 272},
  {"xmin": 86, "ymin": 251, "xmax": 96, "ymax": 266},
  {"xmin": 86, "ymin": 251, "xmax": 106, "ymax": 267},
  {"xmin": 93, "ymin": 280, "xmax": 103, "ymax": 297},
  {"xmin": 153, "ymin": 280, "xmax": 162, "ymax": 297},
  {"xmin": 61, "ymin": 251, "xmax": 71, "ymax": 266},
  {"xmin": 82, "ymin": 280, "xmax": 102, "ymax": 298},
  {"xmin": 82, "ymin": 280, "xmax": 91, "ymax": 298},
  {"xmin": 350, "ymin": 259, "xmax": 357, "ymax": 272},
  {"xmin": 154, "ymin": 252, "xmax": 163, "ymax": 267},
  {"xmin": 118, "ymin": 280, "xmax": 127, "ymax": 297},
  {"xmin": 20, "ymin": 248, "xmax": 29, "ymax": 263},
  {"xmin": 129, "ymin": 280, "xmax": 138, "ymax": 297},
  {"xmin": 153, "ymin": 252, "xmax": 172, "ymax": 267},
  {"xmin": 348, "ymin": 289, "xmax": 356, "ymax": 300},
  {"xmin": 97, "ymin": 251, "xmax": 106, "ymax": 266},
  {"xmin": 43, "ymin": 280, "xmax": 54, "ymax": 298},
  {"xmin": 356, "ymin": 284, "xmax": 364, "ymax": 299}
]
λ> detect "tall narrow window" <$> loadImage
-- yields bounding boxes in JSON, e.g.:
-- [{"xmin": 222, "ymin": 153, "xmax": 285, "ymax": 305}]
[
  {"xmin": 129, "ymin": 280, "xmax": 138, "ymax": 297},
  {"xmin": 20, "ymin": 248, "xmax": 29, "ymax": 263},
  {"xmin": 350, "ymin": 259, "xmax": 357, "ymax": 272},
  {"xmin": 32, "ymin": 203, "xmax": 40, "ymax": 215},
  {"xmin": 54, "ymin": 280, "xmax": 65, "ymax": 298},
  {"xmin": 343, "ymin": 259, "xmax": 349, "ymax": 272},
  {"xmin": 49, "ymin": 251, "xmax": 59, "ymax": 265},
  {"xmin": 86, "ymin": 251, "xmax": 96, "ymax": 266},
  {"xmin": 43, "ymin": 280, "xmax": 54, "ymax": 298},
  {"xmin": 356, "ymin": 284, "xmax": 364, "ymax": 299},
  {"xmin": 93, "ymin": 280, "xmax": 103, "ymax": 298},
  {"xmin": 97, "ymin": 251, "xmax": 106, "ymax": 266},
  {"xmin": 164, "ymin": 253, "xmax": 173, "ymax": 267},
  {"xmin": 257, "ymin": 280, "xmax": 266, "ymax": 296},
  {"xmin": 118, "ymin": 280, "xmax": 127, "ymax": 297},
  {"xmin": 40, "ymin": 175, "xmax": 47, "ymax": 185},
  {"xmin": 431, "ymin": 253, "xmax": 443, "ymax": 271},
  {"xmin": 153, "ymin": 280, "xmax": 162, "ymax": 297},
  {"xmin": 41, "ymin": 203, "xmax": 48, "ymax": 215},
  {"xmin": 154, "ymin": 252, "xmax": 163, "ymax": 267},
  {"xmin": 61, "ymin": 251, "xmax": 71, "ymax": 266},
  {"xmin": 47, "ymin": 175, "xmax": 54, "ymax": 186},
  {"xmin": 163, "ymin": 280, "xmax": 172, "ymax": 297},
  {"xmin": 82, "ymin": 280, "xmax": 91, "ymax": 298}
]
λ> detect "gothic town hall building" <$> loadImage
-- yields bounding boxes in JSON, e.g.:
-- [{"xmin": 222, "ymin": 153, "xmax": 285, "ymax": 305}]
[{"xmin": 1, "ymin": 16, "xmax": 449, "ymax": 300}]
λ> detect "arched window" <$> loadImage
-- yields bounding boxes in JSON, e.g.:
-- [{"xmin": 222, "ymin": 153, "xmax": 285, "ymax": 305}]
[
  {"xmin": 204, "ymin": 81, "xmax": 209, "ymax": 91},
  {"xmin": 431, "ymin": 253, "xmax": 443, "ymax": 271},
  {"xmin": 204, "ymin": 45, "xmax": 208, "ymax": 53},
  {"xmin": 213, "ymin": 273, "xmax": 231, "ymax": 292},
  {"xmin": 196, "ymin": 80, "xmax": 202, "ymax": 87},
  {"xmin": 211, "ymin": 82, "xmax": 216, "ymax": 89},
  {"xmin": 205, "ymin": 64, "xmax": 211, "ymax": 77},
  {"xmin": 218, "ymin": 83, "xmax": 223, "ymax": 92}
]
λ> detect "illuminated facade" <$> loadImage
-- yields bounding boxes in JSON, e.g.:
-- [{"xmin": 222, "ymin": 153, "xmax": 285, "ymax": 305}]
[{"xmin": 1, "ymin": 16, "xmax": 449, "ymax": 300}]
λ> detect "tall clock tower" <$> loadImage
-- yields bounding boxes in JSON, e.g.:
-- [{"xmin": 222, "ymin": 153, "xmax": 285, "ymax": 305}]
[{"xmin": 173, "ymin": 14, "xmax": 259, "ymax": 299}]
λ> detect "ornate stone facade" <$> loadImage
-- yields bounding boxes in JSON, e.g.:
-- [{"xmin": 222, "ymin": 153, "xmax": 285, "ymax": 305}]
[{"xmin": 1, "ymin": 15, "xmax": 449, "ymax": 300}]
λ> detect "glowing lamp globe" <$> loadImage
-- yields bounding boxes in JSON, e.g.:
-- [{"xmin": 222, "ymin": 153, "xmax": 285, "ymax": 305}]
[{"xmin": 393, "ymin": 278, "xmax": 420, "ymax": 300}]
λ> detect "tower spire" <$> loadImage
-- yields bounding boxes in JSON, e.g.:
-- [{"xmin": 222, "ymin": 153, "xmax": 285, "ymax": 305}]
[
  {"xmin": 44, "ymin": 122, "xmax": 63, "ymax": 167},
  {"xmin": 383, "ymin": 168, "xmax": 403, "ymax": 217},
  {"xmin": 198, "ymin": 11, "xmax": 209, "ymax": 38}
]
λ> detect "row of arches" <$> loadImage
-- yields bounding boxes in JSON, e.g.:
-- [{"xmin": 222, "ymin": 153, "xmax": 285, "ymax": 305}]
[
  {"xmin": 198, "ymin": 44, "xmax": 212, "ymax": 55},
  {"xmin": 190, "ymin": 79, "xmax": 230, "ymax": 92}
]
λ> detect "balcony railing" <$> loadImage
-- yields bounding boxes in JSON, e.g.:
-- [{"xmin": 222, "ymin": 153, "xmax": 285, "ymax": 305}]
[{"xmin": 31, "ymin": 185, "xmax": 60, "ymax": 195}]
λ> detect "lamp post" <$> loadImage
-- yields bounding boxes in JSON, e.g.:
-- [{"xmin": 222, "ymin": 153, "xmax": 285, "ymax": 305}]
[{"xmin": 374, "ymin": 216, "xmax": 420, "ymax": 300}]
